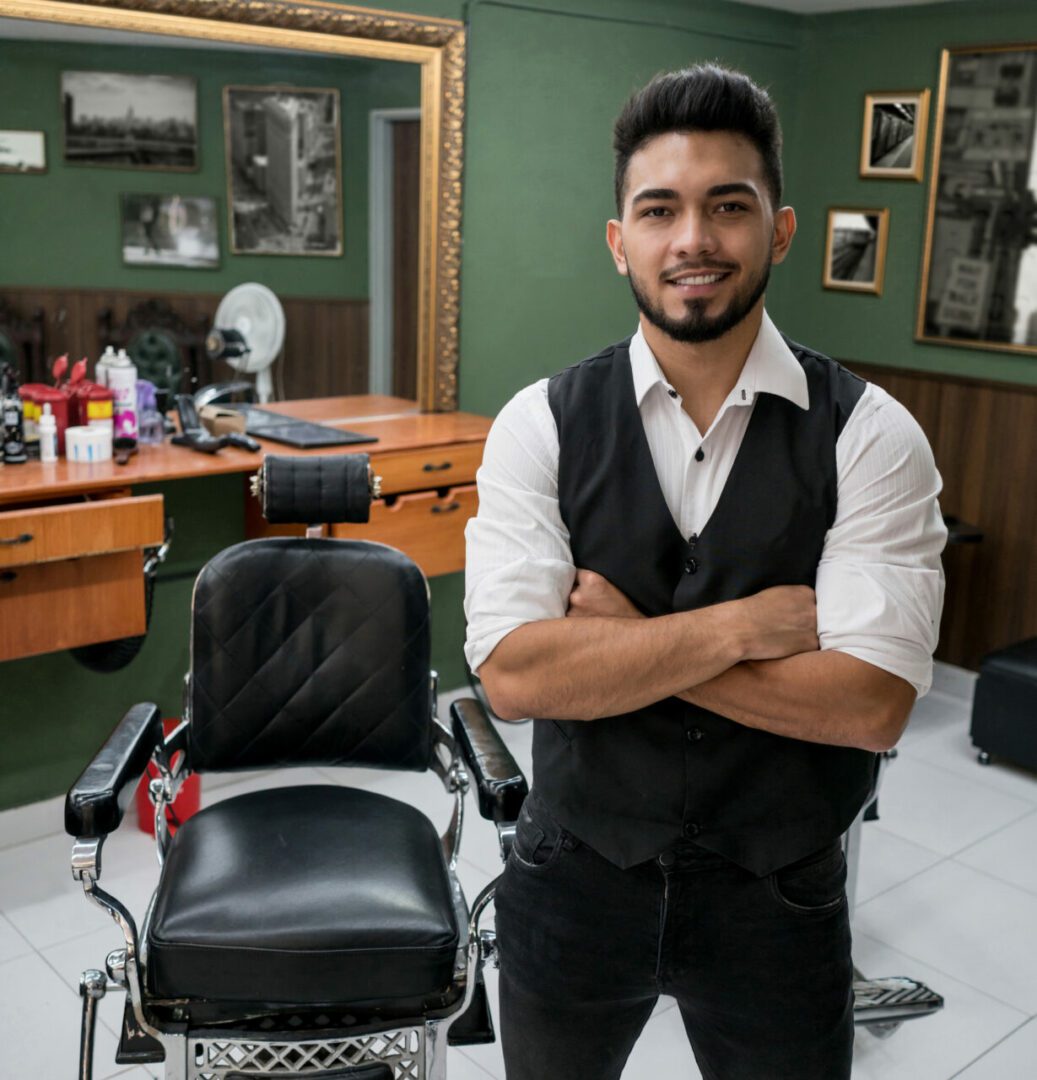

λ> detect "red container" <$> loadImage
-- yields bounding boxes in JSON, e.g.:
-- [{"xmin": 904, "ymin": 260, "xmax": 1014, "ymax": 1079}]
[
  {"xmin": 69, "ymin": 380, "xmax": 114, "ymax": 430},
  {"xmin": 135, "ymin": 720, "xmax": 201, "ymax": 836},
  {"xmin": 19, "ymin": 384, "xmax": 70, "ymax": 454}
]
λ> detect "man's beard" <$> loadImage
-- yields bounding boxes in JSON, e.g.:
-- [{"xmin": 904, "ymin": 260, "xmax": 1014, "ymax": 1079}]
[{"xmin": 627, "ymin": 257, "xmax": 771, "ymax": 344}]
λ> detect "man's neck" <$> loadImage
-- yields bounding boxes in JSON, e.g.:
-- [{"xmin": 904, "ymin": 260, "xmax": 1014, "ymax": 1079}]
[{"xmin": 640, "ymin": 303, "xmax": 765, "ymax": 435}]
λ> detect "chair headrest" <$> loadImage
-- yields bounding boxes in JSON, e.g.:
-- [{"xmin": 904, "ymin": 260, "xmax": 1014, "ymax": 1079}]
[{"xmin": 251, "ymin": 453, "xmax": 380, "ymax": 525}]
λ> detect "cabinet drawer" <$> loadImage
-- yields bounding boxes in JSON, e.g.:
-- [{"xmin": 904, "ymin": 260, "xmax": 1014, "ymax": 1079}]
[
  {"xmin": 331, "ymin": 485, "xmax": 478, "ymax": 578},
  {"xmin": 0, "ymin": 496, "xmax": 164, "ymax": 569},
  {"xmin": 371, "ymin": 443, "xmax": 483, "ymax": 496}
]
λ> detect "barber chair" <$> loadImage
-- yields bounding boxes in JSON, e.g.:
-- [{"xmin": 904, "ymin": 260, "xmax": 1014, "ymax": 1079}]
[{"xmin": 64, "ymin": 453, "xmax": 528, "ymax": 1080}]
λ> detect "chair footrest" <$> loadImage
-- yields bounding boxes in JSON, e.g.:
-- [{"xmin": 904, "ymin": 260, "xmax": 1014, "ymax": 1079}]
[
  {"xmin": 115, "ymin": 1000, "xmax": 165, "ymax": 1064},
  {"xmin": 447, "ymin": 968, "xmax": 495, "ymax": 1046},
  {"xmin": 852, "ymin": 976, "xmax": 944, "ymax": 1025},
  {"xmin": 227, "ymin": 1066, "xmax": 392, "ymax": 1080}
]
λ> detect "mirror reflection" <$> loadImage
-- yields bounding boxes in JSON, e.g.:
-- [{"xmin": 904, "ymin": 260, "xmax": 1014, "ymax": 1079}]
[{"xmin": 0, "ymin": 17, "xmax": 422, "ymax": 404}]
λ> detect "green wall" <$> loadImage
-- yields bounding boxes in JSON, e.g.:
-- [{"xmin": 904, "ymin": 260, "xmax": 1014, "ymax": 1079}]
[
  {"xmin": 5, "ymin": 0, "xmax": 1036, "ymax": 808},
  {"xmin": 775, "ymin": 0, "xmax": 1037, "ymax": 386},
  {"xmin": 0, "ymin": 39, "xmax": 420, "ymax": 297}
]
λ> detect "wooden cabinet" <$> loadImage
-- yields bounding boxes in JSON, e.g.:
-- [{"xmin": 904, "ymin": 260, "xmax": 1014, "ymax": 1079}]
[{"xmin": 0, "ymin": 495, "xmax": 164, "ymax": 661}]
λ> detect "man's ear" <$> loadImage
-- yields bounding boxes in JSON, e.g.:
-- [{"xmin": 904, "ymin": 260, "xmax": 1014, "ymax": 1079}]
[
  {"xmin": 606, "ymin": 218, "xmax": 628, "ymax": 276},
  {"xmin": 771, "ymin": 206, "xmax": 797, "ymax": 265}
]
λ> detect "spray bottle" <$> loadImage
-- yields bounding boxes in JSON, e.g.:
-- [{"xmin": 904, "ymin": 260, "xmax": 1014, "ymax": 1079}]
[{"xmin": 109, "ymin": 348, "xmax": 138, "ymax": 443}]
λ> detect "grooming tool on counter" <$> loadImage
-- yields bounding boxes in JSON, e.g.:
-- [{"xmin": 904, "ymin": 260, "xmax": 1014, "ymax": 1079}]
[
  {"xmin": 38, "ymin": 403, "xmax": 57, "ymax": 463},
  {"xmin": 65, "ymin": 425, "xmax": 113, "ymax": 463},
  {"xmin": 109, "ymin": 348, "xmax": 138, "ymax": 444},
  {"xmin": 172, "ymin": 394, "xmax": 260, "ymax": 455},
  {"xmin": 1, "ymin": 364, "xmax": 27, "ymax": 464},
  {"xmin": 136, "ymin": 380, "xmax": 165, "ymax": 445},
  {"xmin": 226, "ymin": 404, "xmax": 377, "ymax": 449}
]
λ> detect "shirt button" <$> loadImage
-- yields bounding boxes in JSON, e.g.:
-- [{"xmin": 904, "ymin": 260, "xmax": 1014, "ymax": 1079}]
[
  {"xmin": 667, "ymin": 388, "xmax": 678, "ymax": 399},
  {"xmin": 688, "ymin": 533, "xmax": 698, "ymax": 549},
  {"xmin": 683, "ymin": 558, "xmax": 698, "ymax": 574},
  {"xmin": 683, "ymin": 822, "xmax": 702, "ymax": 839},
  {"xmin": 695, "ymin": 448, "xmax": 705, "ymax": 462},
  {"xmin": 687, "ymin": 727, "xmax": 704, "ymax": 742}
]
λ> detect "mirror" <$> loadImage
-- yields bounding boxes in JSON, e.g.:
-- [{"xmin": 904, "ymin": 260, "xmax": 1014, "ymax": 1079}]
[{"xmin": 0, "ymin": 0, "xmax": 464, "ymax": 411}]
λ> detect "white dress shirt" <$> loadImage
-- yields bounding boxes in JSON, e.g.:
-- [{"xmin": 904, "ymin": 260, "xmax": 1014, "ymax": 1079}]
[{"xmin": 464, "ymin": 312, "xmax": 947, "ymax": 696}]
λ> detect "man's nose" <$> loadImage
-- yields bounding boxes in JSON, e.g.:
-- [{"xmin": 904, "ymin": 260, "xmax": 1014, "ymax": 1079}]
[{"xmin": 672, "ymin": 211, "xmax": 717, "ymax": 258}]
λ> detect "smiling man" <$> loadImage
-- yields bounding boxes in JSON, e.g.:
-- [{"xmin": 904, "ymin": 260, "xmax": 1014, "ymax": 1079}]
[{"xmin": 464, "ymin": 65, "xmax": 946, "ymax": 1080}]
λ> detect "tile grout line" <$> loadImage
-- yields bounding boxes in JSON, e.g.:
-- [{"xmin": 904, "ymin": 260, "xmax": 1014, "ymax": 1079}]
[
  {"xmin": 946, "ymin": 1014, "xmax": 1037, "ymax": 1079},
  {"xmin": 853, "ymin": 930, "xmax": 1033, "ymax": 1018},
  {"xmin": 947, "ymin": 850, "xmax": 1037, "ymax": 901},
  {"xmin": 855, "ymin": 851, "xmax": 951, "ymax": 910}
]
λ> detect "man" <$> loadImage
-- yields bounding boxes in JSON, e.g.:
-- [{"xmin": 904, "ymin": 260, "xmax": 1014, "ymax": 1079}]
[{"xmin": 464, "ymin": 64, "xmax": 945, "ymax": 1080}]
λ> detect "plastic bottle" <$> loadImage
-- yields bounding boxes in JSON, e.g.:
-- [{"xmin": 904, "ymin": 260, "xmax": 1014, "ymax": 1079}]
[
  {"xmin": 95, "ymin": 345, "xmax": 117, "ymax": 388},
  {"xmin": 39, "ymin": 402, "xmax": 57, "ymax": 463},
  {"xmin": 109, "ymin": 348, "xmax": 138, "ymax": 443},
  {"xmin": 1, "ymin": 363, "xmax": 27, "ymax": 465},
  {"xmin": 136, "ymin": 380, "xmax": 165, "ymax": 445}
]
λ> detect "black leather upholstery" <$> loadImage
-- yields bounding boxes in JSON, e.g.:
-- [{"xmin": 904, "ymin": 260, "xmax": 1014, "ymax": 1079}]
[
  {"xmin": 65, "ymin": 703, "xmax": 163, "ymax": 838},
  {"xmin": 450, "ymin": 699, "xmax": 529, "ymax": 823},
  {"xmin": 146, "ymin": 785, "xmax": 459, "ymax": 1005},
  {"xmin": 261, "ymin": 453, "xmax": 372, "ymax": 524},
  {"xmin": 189, "ymin": 539, "xmax": 433, "ymax": 772}
]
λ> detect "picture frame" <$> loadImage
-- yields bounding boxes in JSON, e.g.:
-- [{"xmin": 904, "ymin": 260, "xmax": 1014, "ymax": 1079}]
[
  {"xmin": 61, "ymin": 70, "xmax": 198, "ymax": 171},
  {"xmin": 823, "ymin": 208, "xmax": 890, "ymax": 295},
  {"xmin": 917, "ymin": 45, "xmax": 1037, "ymax": 355},
  {"xmin": 223, "ymin": 85, "xmax": 343, "ymax": 257},
  {"xmin": 860, "ymin": 90, "xmax": 930, "ymax": 181},
  {"xmin": 0, "ymin": 130, "xmax": 47, "ymax": 174},
  {"xmin": 120, "ymin": 193, "xmax": 220, "ymax": 269}
]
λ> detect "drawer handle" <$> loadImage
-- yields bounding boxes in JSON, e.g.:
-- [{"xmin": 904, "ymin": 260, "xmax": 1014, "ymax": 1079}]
[
  {"xmin": 423, "ymin": 461, "xmax": 453, "ymax": 472},
  {"xmin": 0, "ymin": 533, "xmax": 33, "ymax": 546},
  {"xmin": 431, "ymin": 501, "xmax": 461, "ymax": 515}
]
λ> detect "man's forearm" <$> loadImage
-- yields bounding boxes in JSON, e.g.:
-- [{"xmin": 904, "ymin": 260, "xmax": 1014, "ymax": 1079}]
[
  {"xmin": 479, "ymin": 607, "xmax": 746, "ymax": 721},
  {"xmin": 679, "ymin": 650, "xmax": 917, "ymax": 752}
]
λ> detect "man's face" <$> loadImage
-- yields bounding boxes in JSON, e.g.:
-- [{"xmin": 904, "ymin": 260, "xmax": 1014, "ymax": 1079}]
[{"xmin": 607, "ymin": 131, "xmax": 794, "ymax": 344}]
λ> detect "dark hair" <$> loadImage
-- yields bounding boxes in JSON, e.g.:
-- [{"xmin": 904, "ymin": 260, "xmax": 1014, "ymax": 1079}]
[{"xmin": 613, "ymin": 64, "xmax": 783, "ymax": 214}]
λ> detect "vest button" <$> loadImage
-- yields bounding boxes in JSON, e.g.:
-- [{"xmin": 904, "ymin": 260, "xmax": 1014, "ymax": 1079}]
[
  {"xmin": 683, "ymin": 557, "xmax": 698, "ymax": 574},
  {"xmin": 687, "ymin": 727, "xmax": 704, "ymax": 742},
  {"xmin": 683, "ymin": 821, "xmax": 702, "ymax": 838},
  {"xmin": 658, "ymin": 850, "xmax": 676, "ymax": 868}
]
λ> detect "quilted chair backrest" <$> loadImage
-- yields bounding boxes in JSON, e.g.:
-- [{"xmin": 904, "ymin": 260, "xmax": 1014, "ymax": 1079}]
[{"xmin": 187, "ymin": 537, "xmax": 433, "ymax": 773}]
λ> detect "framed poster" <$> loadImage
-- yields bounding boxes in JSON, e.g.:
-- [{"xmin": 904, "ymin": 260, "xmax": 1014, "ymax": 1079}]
[
  {"xmin": 0, "ymin": 130, "xmax": 46, "ymax": 173},
  {"xmin": 120, "ymin": 193, "xmax": 219, "ymax": 268},
  {"xmin": 918, "ymin": 45, "xmax": 1037, "ymax": 354},
  {"xmin": 223, "ymin": 85, "xmax": 343, "ymax": 256},
  {"xmin": 61, "ymin": 70, "xmax": 197, "ymax": 170},
  {"xmin": 823, "ymin": 208, "xmax": 890, "ymax": 295},
  {"xmin": 860, "ymin": 90, "xmax": 930, "ymax": 180}
]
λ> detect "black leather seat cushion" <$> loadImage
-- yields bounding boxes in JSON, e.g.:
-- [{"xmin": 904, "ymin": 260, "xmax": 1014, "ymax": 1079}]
[
  {"xmin": 146, "ymin": 786, "xmax": 459, "ymax": 1005},
  {"xmin": 979, "ymin": 637, "xmax": 1037, "ymax": 686}
]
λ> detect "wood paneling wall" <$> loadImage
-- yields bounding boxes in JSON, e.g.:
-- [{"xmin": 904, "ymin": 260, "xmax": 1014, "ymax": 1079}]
[
  {"xmin": 0, "ymin": 286, "xmax": 369, "ymax": 400},
  {"xmin": 850, "ymin": 361, "xmax": 1037, "ymax": 671}
]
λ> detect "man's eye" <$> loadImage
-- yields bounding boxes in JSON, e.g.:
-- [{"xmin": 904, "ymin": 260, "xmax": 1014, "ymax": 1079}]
[
  {"xmin": 716, "ymin": 202, "xmax": 748, "ymax": 214},
  {"xmin": 641, "ymin": 206, "xmax": 671, "ymax": 218}
]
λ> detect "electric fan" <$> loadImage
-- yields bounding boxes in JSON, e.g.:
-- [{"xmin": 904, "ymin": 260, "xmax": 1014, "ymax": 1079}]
[{"xmin": 206, "ymin": 283, "xmax": 286, "ymax": 403}]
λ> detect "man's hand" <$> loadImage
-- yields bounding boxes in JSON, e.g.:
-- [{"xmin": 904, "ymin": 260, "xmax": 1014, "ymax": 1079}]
[
  {"xmin": 732, "ymin": 586, "xmax": 819, "ymax": 660},
  {"xmin": 566, "ymin": 572, "xmax": 818, "ymax": 663},
  {"xmin": 567, "ymin": 570, "xmax": 644, "ymax": 619}
]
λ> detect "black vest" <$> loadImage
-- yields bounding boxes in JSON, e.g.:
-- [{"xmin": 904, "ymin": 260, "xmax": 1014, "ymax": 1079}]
[{"xmin": 537, "ymin": 336, "xmax": 874, "ymax": 876}]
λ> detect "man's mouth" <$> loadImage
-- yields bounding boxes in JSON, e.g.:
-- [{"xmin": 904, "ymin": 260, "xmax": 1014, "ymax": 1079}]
[{"xmin": 667, "ymin": 271, "xmax": 730, "ymax": 286}]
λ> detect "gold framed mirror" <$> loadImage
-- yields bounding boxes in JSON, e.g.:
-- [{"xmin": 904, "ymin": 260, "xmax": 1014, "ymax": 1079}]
[{"xmin": 0, "ymin": 0, "xmax": 465, "ymax": 410}]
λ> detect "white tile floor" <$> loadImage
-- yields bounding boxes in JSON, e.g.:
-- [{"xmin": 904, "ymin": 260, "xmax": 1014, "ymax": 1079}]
[{"xmin": 2, "ymin": 663, "xmax": 1036, "ymax": 1079}]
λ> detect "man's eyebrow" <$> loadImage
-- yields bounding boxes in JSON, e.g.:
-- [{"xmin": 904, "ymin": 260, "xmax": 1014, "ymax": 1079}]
[
  {"xmin": 630, "ymin": 188, "xmax": 679, "ymax": 205},
  {"xmin": 706, "ymin": 182, "xmax": 760, "ymax": 201}
]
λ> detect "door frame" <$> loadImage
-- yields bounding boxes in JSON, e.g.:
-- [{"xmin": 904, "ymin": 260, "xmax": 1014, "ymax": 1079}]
[{"xmin": 369, "ymin": 107, "xmax": 422, "ymax": 397}]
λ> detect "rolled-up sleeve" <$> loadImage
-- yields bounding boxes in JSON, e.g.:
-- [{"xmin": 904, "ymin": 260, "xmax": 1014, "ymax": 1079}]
[
  {"xmin": 463, "ymin": 382, "xmax": 576, "ymax": 674},
  {"xmin": 816, "ymin": 384, "xmax": 947, "ymax": 697}
]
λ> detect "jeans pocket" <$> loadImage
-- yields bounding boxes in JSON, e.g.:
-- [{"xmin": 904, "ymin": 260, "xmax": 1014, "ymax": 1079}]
[
  {"xmin": 510, "ymin": 794, "xmax": 566, "ymax": 872},
  {"xmin": 768, "ymin": 841, "xmax": 847, "ymax": 916}
]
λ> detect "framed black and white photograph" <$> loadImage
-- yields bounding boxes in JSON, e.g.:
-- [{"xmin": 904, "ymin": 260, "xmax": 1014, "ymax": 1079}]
[
  {"xmin": 918, "ymin": 45, "xmax": 1037, "ymax": 355},
  {"xmin": 860, "ymin": 90, "xmax": 930, "ymax": 181},
  {"xmin": 223, "ymin": 85, "xmax": 343, "ymax": 256},
  {"xmin": 120, "ymin": 193, "xmax": 219, "ymax": 268},
  {"xmin": 0, "ymin": 130, "xmax": 47, "ymax": 174},
  {"xmin": 823, "ymin": 208, "xmax": 889, "ymax": 295},
  {"xmin": 61, "ymin": 71, "xmax": 197, "ymax": 170}
]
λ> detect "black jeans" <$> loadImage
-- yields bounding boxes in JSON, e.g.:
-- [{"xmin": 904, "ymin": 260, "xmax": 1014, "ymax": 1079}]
[{"xmin": 494, "ymin": 791, "xmax": 854, "ymax": 1080}]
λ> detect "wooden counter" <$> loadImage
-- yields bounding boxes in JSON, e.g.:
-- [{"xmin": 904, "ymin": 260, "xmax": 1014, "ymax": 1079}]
[
  {"xmin": 0, "ymin": 396, "xmax": 492, "ymax": 661},
  {"xmin": 0, "ymin": 396, "xmax": 492, "ymax": 506}
]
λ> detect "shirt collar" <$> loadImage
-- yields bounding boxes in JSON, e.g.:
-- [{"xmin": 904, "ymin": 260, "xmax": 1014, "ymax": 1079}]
[{"xmin": 628, "ymin": 311, "xmax": 810, "ymax": 412}]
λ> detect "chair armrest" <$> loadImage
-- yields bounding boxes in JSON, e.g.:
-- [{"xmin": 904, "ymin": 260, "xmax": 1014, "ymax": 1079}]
[
  {"xmin": 450, "ymin": 698, "xmax": 529, "ymax": 823},
  {"xmin": 64, "ymin": 703, "xmax": 163, "ymax": 838}
]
